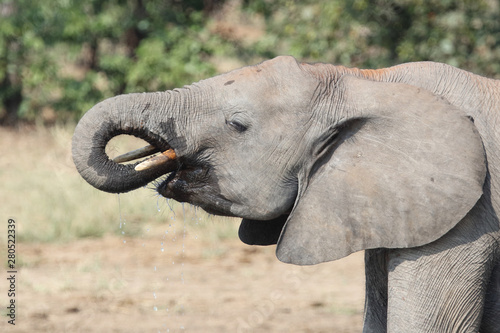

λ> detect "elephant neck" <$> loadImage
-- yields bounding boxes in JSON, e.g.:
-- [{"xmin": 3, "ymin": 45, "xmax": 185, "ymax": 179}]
[
  {"xmin": 304, "ymin": 61, "xmax": 499, "ymax": 118},
  {"xmin": 304, "ymin": 61, "xmax": 500, "ymax": 140}
]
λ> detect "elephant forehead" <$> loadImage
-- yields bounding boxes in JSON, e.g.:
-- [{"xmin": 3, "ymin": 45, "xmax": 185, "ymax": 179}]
[
  {"xmin": 216, "ymin": 65, "xmax": 267, "ymax": 87},
  {"xmin": 213, "ymin": 60, "xmax": 315, "ymax": 99}
]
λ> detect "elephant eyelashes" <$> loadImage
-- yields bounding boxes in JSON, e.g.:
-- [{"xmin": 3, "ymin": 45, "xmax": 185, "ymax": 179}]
[{"xmin": 226, "ymin": 119, "xmax": 248, "ymax": 133}]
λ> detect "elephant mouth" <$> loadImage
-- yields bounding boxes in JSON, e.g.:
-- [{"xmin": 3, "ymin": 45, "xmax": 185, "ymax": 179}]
[
  {"xmin": 112, "ymin": 145, "xmax": 177, "ymax": 172},
  {"xmin": 155, "ymin": 168, "xmax": 235, "ymax": 216},
  {"xmin": 113, "ymin": 145, "xmax": 235, "ymax": 216},
  {"xmin": 114, "ymin": 144, "xmax": 291, "ymax": 245}
]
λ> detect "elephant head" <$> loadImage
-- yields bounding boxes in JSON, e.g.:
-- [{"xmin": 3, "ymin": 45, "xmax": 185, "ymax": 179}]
[{"xmin": 72, "ymin": 56, "xmax": 486, "ymax": 265}]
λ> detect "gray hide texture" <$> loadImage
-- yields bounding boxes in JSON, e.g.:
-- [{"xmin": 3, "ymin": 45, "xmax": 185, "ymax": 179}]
[{"xmin": 276, "ymin": 76, "xmax": 486, "ymax": 264}]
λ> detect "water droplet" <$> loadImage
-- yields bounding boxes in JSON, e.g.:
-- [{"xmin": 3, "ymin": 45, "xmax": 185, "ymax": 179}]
[
  {"xmin": 161, "ymin": 248, "xmax": 164, "ymax": 252},
  {"xmin": 153, "ymin": 306, "xmax": 158, "ymax": 311},
  {"xmin": 166, "ymin": 198, "xmax": 175, "ymax": 213},
  {"xmin": 118, "ymin": 194, "xmax": 123, "ymax": 228}
]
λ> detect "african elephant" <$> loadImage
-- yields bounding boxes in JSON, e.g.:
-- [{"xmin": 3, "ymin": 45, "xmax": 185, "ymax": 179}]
[{"xmin": 72, "ymin": 56, "xmax": 500, "ymax": 332}]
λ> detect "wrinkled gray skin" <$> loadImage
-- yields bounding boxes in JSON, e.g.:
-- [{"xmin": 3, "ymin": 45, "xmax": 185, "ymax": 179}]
[{"xmin": 72, "ymin": 56, "xmax": 500, "ymax": 332}]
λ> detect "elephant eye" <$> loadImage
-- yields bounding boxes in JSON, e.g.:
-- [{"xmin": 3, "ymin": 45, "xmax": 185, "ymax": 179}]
[{"xmin": 227, "ymin": 119, "xmax": 248, "ymax": 133}]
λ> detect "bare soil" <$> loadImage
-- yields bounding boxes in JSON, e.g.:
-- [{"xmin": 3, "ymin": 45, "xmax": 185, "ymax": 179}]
[{"xmin": 4, "ymin": 234, "xmax": 365, "ymax": 332}]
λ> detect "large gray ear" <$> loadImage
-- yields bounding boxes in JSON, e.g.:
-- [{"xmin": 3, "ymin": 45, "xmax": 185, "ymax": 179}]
[{"xmin": 276, "ymin": 76, "xmax": 486, "ymax": 265}]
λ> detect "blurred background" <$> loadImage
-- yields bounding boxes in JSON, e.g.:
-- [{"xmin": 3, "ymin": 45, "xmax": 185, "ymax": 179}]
[
  {"xmin": 1, "ymin": 0, "xmax": 499, "ymax": 125},
  {"xmin": 1, "ymin": 0, "xmax": 499, "ymax": 332}
]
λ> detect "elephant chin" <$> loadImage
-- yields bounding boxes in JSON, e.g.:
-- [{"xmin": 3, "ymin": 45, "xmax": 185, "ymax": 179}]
[
  {"xmin": 155, "ymin": 166, "xmax": 239, "ymax": 218},
  {"xmin": 238, "ymin": 215, "xmax": 289, "ymax": 246}
]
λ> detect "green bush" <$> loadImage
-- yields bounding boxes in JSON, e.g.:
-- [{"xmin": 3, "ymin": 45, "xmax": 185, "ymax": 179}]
[
  {"xmin": 245, "ymin": 0, "xmax": 500, "ymax": 74},
  {"xmin": 1, "ymin": 0, "xmax": 499, "ymax": 125},
  {"xmin": 0, "ymin": 0, "xmax": 227, "ymax": 124}
]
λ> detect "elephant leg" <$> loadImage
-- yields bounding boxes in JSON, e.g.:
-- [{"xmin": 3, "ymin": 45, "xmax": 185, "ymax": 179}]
[
  {"xmin": 363, "ymin": 249, "xmax": 388, "ymax": 333},
  {"xmin": 385, "ymin": 209, "xmax": 497, "ymax": 333},
  {"xmin": 481, "ymin": 259, "xmax": 500, "ymax": 333}
]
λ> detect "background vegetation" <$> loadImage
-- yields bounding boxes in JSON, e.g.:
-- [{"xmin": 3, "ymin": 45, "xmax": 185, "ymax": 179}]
[{"xmin": 1, "ymin": 0, "xmax": 499, "ymax": 125}]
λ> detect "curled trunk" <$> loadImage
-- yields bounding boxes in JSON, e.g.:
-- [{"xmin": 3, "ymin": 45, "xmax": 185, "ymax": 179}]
[{"xmin": 72, "ymin": 92, "xmax": 177, "ymax": 193}]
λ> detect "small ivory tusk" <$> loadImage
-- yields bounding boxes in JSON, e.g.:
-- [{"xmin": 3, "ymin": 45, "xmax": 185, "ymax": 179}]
[
  {"xmin": 112, "ymin": 145, "xmax": 159, "ymax": 163},
  {"xmin": 135, "ymin": 149, "xmax": 177, "ymax": 171}
]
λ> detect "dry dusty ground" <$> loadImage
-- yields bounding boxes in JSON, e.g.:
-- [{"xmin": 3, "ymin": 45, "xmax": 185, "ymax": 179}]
[{"xmin": 2, "ymin": 233, "xmax": 365, "ymax": 332}]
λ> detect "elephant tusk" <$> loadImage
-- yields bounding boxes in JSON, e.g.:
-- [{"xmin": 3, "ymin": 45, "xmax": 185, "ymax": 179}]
[
  {"xmin": 112, "ymin": 144, "xmax": 160, "ymax": 163},
  {"xmin": 135, "ymin": 149, "xmax": 177, "ymax": 172}
]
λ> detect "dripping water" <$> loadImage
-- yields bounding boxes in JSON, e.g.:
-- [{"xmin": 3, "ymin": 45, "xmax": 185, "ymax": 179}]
[
  {"xmin": 152, "ymin": 197, "xmax": 189, "ymax": 332},
  {"xmin": 117, "ymin": 194, "xmax": 126, "ymax": 243},
  {"xmin": 116, "ymin": 190, "xmax": 190, "ymax": 332}
]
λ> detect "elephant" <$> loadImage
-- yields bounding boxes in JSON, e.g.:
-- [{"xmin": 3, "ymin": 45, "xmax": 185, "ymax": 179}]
[{"xmin": 72, "ymin": 56, "xmax": 500, "ymax": 332}]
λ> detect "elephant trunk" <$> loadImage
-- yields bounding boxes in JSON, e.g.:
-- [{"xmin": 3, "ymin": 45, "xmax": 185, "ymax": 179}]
[{"xmin": 72, "ymin": 92, "xmax": 180, "ymax": 193}]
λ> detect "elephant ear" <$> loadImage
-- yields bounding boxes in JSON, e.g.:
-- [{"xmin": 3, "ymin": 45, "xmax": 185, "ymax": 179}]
[{"xmin": 276, "ymin": 76, "xmax": 486, "ymax": 265}]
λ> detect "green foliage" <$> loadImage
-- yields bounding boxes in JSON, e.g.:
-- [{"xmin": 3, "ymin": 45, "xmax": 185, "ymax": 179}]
[
  {"xmin": 245, "ymin": 0, "xmax": 500, "ymax": 75},
  {"xmin": 0, "ymin": 0, "xmax": 228, "ymax": 123},
  {"xmin": 0, "ymin": 0, "xmax": 499, "ymax": 124}
]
